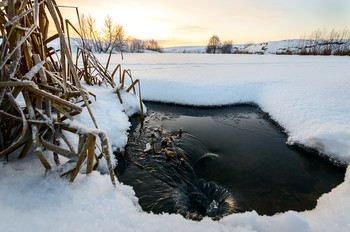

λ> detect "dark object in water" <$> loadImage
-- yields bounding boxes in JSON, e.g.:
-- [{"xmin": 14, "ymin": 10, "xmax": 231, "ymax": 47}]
[
  {"xmin": 116, "ymin": 102, "xmax": 345, "ymax": 218},
  {"xmin": 175, "ymin": 179, "xmax": 236, "ymax": 220},
  {"xmin": 115, "ymin": 124, "xmax": 238, "ymax": 220}
]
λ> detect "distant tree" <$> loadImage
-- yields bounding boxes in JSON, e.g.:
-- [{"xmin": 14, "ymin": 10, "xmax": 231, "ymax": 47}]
[
  {"xmin": 112, "ymin": 24, "xmax": 125, "ymax": 56},
  {"xmin": 297, "ymin": 28, "xmax": 350, "ymax": 56},
  {"xmin": 86, "ymin": 15, "xmax": 103, "ymax": 52},
  {"xmin": 79, "ymin": 14, "xmax": 125, "ymax": 55},
  {"xmin": 101, "ymin": 15, "xmax": 114, "ymax": 53},
  {"xmin": 126, "ymin": 37, "xmax": 144, "ymax": 53},
  {"xmin": 78, "ymin": 15, "xmax": 166, "ymax": 55},
  {"xmin": 206, "ymin": 35, "xmax": 221, "ymax": 53},
  {"xmin": 309, "ymin": 28, "xmax": 324, "ymax": 54},
  {"xmin": 79, "ymin": 14, "xmax": 93, "ymax": 51},
  {"xmin": 79, "ymin": 14, "xmax": 103, "ymax": 52},
  {"xmin": 144, "ymin": 39, "xmax": 162, "ymax": 52},
  {"xmin": 222, "ymin": 40, "xmax": 233, "ymax": 54}
]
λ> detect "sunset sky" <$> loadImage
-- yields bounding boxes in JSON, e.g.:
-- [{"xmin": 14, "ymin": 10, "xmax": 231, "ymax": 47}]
[{"xmin": 57, "ymin": 0, "xmax": 350, "ymax": 47}]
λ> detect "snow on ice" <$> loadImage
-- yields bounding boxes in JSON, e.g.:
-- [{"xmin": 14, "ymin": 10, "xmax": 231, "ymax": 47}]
[{"xmin": 1, "ymin": 53, "xmax": 350, "ymax": 231}]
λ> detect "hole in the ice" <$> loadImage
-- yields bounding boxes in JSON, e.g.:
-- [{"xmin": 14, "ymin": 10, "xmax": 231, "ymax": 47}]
[{"xmin": 114, "ymin": 102, "xmax": 345, "ymax": 220}]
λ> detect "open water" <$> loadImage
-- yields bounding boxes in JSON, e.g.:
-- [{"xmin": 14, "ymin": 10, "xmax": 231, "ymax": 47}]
[{"xmin": 114, "ymin": 102, "xmax": 345, "ymax": 219}]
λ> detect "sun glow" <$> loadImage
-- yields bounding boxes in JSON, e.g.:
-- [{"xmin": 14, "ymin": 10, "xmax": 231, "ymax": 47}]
[
  {"xmin": 56, "ymin": 1, "xmax": 175, "ymax": 44},
  {"xmin": 118, "ymin": 16, "xmax": 175, "ymax": 41},
  {"xmin": 55, "ymin": 0, "xmax": 350, "ymax": 47}
]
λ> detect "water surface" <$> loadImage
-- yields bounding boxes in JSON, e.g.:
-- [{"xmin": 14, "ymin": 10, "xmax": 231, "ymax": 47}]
[{"xmin": 115, "ymin": 102, "xmax": 345, "ymax": 217}]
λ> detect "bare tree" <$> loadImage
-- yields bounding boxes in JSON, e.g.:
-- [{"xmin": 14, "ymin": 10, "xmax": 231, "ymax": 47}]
[
  {"xmin": 87, "ymin": 15, "xmax": 103, "ymax": 52},
  {"xmin": 127, "ymin": 37, "xmax": 144, "ymax": 53},
  {"xmin": 206, "ymin": 35, "xmax": 221, "ymax": 53},
  {"xmin": 101, "ymin": 15, "xmax": 114, "ymax": 53},
  {"xmin": 334, "ymin": 28, "xmax": 350, "ymax": 55},
  {"xmin": 298, "ymin": 28, "xmax": 350, "ymax": 55},
  {"xmin": 79, "ymin": 14, "xmax": 103, "ymax": 52},
  {"xmin": 144, "ymin": 39, "xmax": 162, "ymax": 52},
  {"xmin": 309, "ymin": 28, "xmax": 325, "ymax": 55},
  {"xmin": 133, "ymin": 39, "xmax": 144, "ymax": 53},
  {"xmin": 222, "ymin": 40, "xmax": 233, "ymax": 54},
  {"xmin": 79, "ymin": 14, "xmax": 93, "ymax": 50},
  {"xmin": 111, "ymin": 24, "xmax": 125, "ymax": 58}
]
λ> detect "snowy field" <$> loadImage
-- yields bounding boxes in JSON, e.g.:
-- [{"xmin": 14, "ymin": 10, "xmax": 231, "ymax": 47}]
[
  {"xmin": 1, "ymin": 53, "xmax": 350, "ymax": 231},
  {"xmin": 163, "ymin": 39, "xmax": 350, "ymax": 54}
]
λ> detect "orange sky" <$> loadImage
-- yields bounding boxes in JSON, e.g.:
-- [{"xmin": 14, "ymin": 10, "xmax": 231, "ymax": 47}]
[{"xmin": 55, "ymin": 0, "xmax": 350, "ymax": 47}]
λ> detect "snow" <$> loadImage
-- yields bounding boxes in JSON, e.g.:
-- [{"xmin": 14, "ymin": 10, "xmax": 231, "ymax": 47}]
[
  {"xmin": 22, "ymin": 61, "xmax": 45, "ymax": 80},
  {"xmin": 144, "ymin": 143, "xmax": 151, "ymax": 152},
  {"xmin": 1, "ymin": 53, "xmax": 350, "ymax": 231},
  {"xmin": 62, "ymin": 85, "xmax": 145, "ymax": 170},
  {"xmin": 163, "ymin": 46, "xmax": 206, "ymax": 53},
  {"xmin": 0, "ymin": 157, "xmax": 312, "ymax": 232},
  {"xmin": 244, "ymin": 40, "xmax": 302, "ymax": 54},
  {"xmin": 163, "ymin": 39, "xmax": 350, "ymax": 55},
  {"xmin": 105, "ymin": 53, "xmax": 350, "ymax": 165}
]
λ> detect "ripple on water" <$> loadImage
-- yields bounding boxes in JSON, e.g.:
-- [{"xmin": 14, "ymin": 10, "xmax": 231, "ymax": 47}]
[{"xmin": 115, "ymin": 102, "xmax": 345, "ymax": 219}]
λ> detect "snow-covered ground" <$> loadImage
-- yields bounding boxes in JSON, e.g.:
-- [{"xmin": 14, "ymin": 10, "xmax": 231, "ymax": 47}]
[
  {"xmin": 240, "ymin": 39, "xmax": 350, "ymax": 55},
  {"xmin": 163, "ymin": 39, "xmax": 350, "ymax": 55},
  {"xmin": 51, "ymin": 38, "xmax": 349, "ymax": 55},
  {"xmin": 163, "ymin": 46, "xmax": 206, "ymax": 53},
  {"xmin": 1, "ymin": 53, "xmax": 350, "ymax": 231},
  {"xmin": 109, "ymin": 53, "xmax": 350, "ymax": 164}
]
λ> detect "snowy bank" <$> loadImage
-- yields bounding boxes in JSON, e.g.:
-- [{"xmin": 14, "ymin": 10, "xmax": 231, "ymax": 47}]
[
  {"xmin": 108, "ymin": 53, "xmax": 350, "ymax": 165},
  {"xmin": 1, "ymin": 53, "xmax": 350, "ymax": 232}
]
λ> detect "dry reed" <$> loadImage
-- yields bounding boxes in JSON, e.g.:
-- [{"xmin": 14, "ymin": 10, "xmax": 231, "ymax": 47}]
[{"xmin": 0, "ymin": 0, "xmax": 144, "ymax": 186}]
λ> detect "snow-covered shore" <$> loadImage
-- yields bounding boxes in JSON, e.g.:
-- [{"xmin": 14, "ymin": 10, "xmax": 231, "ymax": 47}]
[
  {"xmin": 1, "ymin": 53, "xmax": 350, "ymax": 231},
  {"xmin": 163, "ymin": 39, "xmax": 350, "ymax": 54},
  {"xmin": 112, "ymin": 53, "xmax": 350, "ymax": 165}
]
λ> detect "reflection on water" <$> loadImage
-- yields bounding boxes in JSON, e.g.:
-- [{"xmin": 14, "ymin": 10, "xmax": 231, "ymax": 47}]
[{"xmin": 115, "ymin": 102, "xmax": 345, "ymax": 218}]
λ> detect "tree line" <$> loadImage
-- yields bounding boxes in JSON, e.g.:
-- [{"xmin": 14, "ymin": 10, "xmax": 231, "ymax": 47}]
[
  {"xmin": 78, "ymin": 14, "xmax": 162, "ymax": 54},
  {"xmin": 205, "ymin": 28, "xmax": 350, "ymax": 56},
  {"xmin": 297, "ymin": 28, "xmax": 350, "ymax": 56},
  {"xmin": 205, "ymin": 35, "xmax": 233, "ymax": 54}
]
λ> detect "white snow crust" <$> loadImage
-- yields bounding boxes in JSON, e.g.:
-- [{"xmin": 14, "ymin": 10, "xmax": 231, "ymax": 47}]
[{"xmin": 1, "ymin": 53, "xmax": 350, "ymax": 232}]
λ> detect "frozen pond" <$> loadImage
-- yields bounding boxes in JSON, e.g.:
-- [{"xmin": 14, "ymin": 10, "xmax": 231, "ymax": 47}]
[{"xmin": 115, "ymin": 102, "xmax": 345, "ymax": 218}]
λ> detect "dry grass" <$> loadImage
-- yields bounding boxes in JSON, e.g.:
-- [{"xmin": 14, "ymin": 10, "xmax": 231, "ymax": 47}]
[{"xmin": 0, "ymin": 0, "xmax": 144, "ymax": 186}]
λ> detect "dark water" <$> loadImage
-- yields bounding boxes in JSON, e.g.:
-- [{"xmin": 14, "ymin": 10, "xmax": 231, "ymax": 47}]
[{"xmin": 115, "ymin": 102, "xmax": 345, "ymax": 218}]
